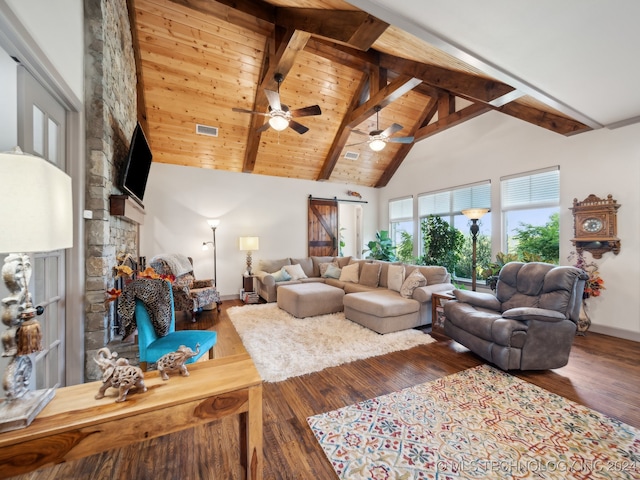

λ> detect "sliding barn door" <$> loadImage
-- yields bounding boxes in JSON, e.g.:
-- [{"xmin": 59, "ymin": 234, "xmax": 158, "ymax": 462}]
[{"xmin": 308, "ymin": 198, "xmax": 339, "ymax": 256}]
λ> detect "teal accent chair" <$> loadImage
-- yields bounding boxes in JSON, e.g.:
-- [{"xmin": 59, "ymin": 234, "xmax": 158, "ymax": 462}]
[{"xmin": 135, "ymin": 284, "xmax": 217, "ymax": 371}]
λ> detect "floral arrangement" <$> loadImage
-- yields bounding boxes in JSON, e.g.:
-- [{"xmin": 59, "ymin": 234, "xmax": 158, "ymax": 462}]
[
  {"xmin": 569, "ymin": 250, "xmax": 605, "ymax": 299},
  {"xmin": 139, "ymin": 266, "xmax": 175, "ymax": 283}
]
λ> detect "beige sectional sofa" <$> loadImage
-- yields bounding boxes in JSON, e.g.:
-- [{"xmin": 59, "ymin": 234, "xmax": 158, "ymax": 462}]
[{"xmin": 253, "ymin": 256, "xmax": 455, "ymax": 332}]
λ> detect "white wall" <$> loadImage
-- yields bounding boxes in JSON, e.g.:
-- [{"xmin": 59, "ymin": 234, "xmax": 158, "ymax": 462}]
[
  {"xmin": 5, "ymin": 0, "xmax": 84, "ymax": 100},
  {"xmin": 380, "ymin": 111, "xmax": 640, "ymax": 339},
  {"xmin": 140, "ymin": 164, "xmax": 379, "ymax": 298}
]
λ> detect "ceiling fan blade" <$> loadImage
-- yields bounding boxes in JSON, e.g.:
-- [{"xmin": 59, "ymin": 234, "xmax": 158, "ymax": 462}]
[
  {"xmin": 264, "ymin": 89, "xmax": 281, "ymax": 111},
  {"xmin": 345, "ymin": 140, "xmax": 369, "ymax": 147},
  {"xmin": 291, "ymin": 105, "xmax": 321, "ymax": 117},
  {"xmin": 288, "ymin": 120, "xmax": 309, "ymax": 134},
  {"xmin": 256, "ymin": 122, "xmax": 271, "ymax": 133},
  {"xmin": 351, "ymin": 129, "xmax": 370, "ymax": 137},
  {"xmin": 381, "ymin": 123, "xmax": 404, "ymax": 137},
  {"xmin": 388, "ymin": 136, "xmax": 415, "ymax": 144},
  {"xmin": 232, "ymin": 107, "xmax": 268, "ymax": 116}
]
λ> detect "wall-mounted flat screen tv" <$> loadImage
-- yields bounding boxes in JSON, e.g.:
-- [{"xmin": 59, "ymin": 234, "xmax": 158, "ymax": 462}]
[{"xmin": 121, "ymin": 122, "xmax": 152, "ymax": 206}]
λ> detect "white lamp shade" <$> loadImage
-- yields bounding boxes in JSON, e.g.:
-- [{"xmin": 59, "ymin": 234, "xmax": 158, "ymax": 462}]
[
  {"xmin": 369, "ymin": 138, "xmax": 386, "ymax": 151},
  {"xmin": 461, "ymin": 208, "xmax": 490, "ymax": 220},
  {"xmin": 0, "ymin": 150, "xmax": 73, "ymax": 253},
  {"xmin": 239, "ymin": 236, "xmax": 259, "ymax": 251},
  {"xmin": 268, "ymin": 115, "xmax": 289, "ymax": 131},
  {"xmin": 207, "ymin": 218, "xmax": 220, "ymax": 228}
]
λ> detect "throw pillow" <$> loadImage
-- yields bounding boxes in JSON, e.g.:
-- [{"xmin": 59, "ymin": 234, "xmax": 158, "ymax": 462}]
[
  {"xmin": 400, "ymin": 268, "xmax": 427, "ymax": 298},
  {"xmin": 359, "ymin": 262, "xmax": 382, "ymax": 287},
  {"xmin": 271, "ymin": 267, "xmax": 292, "ymax": 282},
  {"xmin": 339, "ymin": 262, "xmax": 359, "ymax": 283},
  {"xmin": 387, "ymin": 264, "xmax": 405, "ymax": 292},
  {"xmin": 319, "ymin": 261, "xmax": 338, "ymax": 277},
  {"xmin": 323, "ymin": 263, "xmax": 342, "ymax": 279},
  {"xmin": 283, "ymin": 263, "xmax": 307, "ymax": 280}
]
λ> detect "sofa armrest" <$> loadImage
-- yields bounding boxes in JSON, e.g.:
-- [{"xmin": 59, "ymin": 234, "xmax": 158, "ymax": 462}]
[
  {"xmin": 502, "ymin": 307, "xmax": 566, "ymax": 323},
  {"xmin": 412, "ymin": 283, "xmax": 455, "ymax": 302},
  {"xmin": 254, "ymin": 270, "xmax": 275, "ymax": 287},
  {"xmin": 453, "ymin": 289, "xmax": 501, "ymax": 311},
  {"xmin": 192, "ymin": 279, "xmax": 213, "ymax": 288}
]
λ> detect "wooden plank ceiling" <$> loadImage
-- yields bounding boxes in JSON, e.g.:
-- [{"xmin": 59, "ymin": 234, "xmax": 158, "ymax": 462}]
[{"xmin": 129, "ymin": 0, "xmax": 592, "ymax": 188}]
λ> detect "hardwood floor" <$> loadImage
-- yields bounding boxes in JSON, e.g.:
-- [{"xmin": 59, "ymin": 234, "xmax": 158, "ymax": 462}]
[{"xmin": 11, "ymin": 300, "xmax": 640, "ymax": 479}]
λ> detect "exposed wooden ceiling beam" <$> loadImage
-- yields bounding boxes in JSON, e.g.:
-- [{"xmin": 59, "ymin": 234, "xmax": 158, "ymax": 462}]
[
  {"xmin": 379, "ymin": 52, "xmax": 514, "ymax": 104},
  {"xmin": 276, "ymin": 8, "xmax": 388, "ymax": 51},
  {"xmin": 317, "ymin": 75, "xmax": 370, "ymax": 181},
  {"xmin": 347, "ymin": 74, "xmax": 422, "ymax": 128},
  {"xmin": 497, "ymin": 102, "xmax": 592, "ymax": 136},
  {"xmin": 242, "ymin": 28, "xmax": 311, "ymax": 173},
  {"xmin": 376, "ymin": 97, "xmax": 439, "ymax": 188},
  {"xmin": 414, "ymin": 102, "xmax": 493, "ymax": 142}
]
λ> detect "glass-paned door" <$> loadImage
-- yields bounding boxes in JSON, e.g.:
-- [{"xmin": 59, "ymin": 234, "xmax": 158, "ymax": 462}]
[{"xmin": 17, "ymin": 65, "xmax": 67, "ymax": 390}]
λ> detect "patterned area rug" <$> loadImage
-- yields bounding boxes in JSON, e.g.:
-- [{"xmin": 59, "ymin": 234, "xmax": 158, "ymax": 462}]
[
  {"xmin": 227, "ymin": 303, "xmax": 435, "ymax": 383},
  {"xmin": 308, "ymin": 364, "xmax": 640, "ymax": 479}
]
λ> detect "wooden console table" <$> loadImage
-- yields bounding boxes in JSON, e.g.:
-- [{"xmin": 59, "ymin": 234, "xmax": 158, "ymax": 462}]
[{"xmin": 0, "ymin": 353, "xmax": 263, "ymax": 479}]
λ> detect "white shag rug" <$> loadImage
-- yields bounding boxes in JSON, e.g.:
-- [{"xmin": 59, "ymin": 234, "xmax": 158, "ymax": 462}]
[{"xmin": 228, "ymin": 303, "xmax": 436, "ymax": 382}]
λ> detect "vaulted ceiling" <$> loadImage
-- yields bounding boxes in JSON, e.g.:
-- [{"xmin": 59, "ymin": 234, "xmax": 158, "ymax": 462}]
[{"xmin": 129, "ymin": 0, "xmax": 608, "ymax": 188}]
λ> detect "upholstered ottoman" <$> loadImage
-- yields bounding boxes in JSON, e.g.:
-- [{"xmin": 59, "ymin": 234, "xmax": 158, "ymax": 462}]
[
  {"xmin": 343, "ymin": 290, "xmax": 420, "ymax": 334},
  {"xmin": 277, "ymin": 283, "xmax": 345, "ymax": 318}
]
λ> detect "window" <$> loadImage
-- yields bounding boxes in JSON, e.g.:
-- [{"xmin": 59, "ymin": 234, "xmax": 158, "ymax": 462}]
[
  {"xmin": 501, "ymin": 167, "xmax": 560, "ymax": 262},
  {"xmin": 418, "ymin": 181, "xmax": 491, "ymax": 278},
  {"xmin": 389, "ymin": 196, "xmax": 413, "ymax": 261}
]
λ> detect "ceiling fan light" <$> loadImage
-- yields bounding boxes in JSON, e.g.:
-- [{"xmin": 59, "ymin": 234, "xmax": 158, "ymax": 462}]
[
  {"xmin": 269, "ymin": 115, "xmax": 289, "ymax": 131},
  {"xmin": 369, "ymin": 138, "xmax": 386, "ymax": 151}
]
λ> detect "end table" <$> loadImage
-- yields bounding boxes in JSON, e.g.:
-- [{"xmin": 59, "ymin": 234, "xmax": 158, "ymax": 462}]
[{"xmin": 431, "ymin": 291, "xmax": 455, "ymax": 334}]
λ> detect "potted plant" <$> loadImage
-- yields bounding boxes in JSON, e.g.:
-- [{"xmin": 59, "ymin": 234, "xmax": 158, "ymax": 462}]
[{"xmin": 364, "ymin": 230, "xmax": 397, "ymax": 261}]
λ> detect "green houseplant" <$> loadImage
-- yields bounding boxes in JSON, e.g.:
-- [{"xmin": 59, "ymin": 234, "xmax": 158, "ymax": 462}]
[
  {"xmin": 418, "ymin": 215, "xmax": 464, "ymax": 274},
  {"xmin": 364, "ymin": 230, "xmax": 397, "ymax": 261}
]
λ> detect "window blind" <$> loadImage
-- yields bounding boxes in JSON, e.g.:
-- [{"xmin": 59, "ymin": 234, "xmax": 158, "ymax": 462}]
[
  {"xmin": 418, "ymin": 181, "xmax": 490, "ymax": 217},
  {"xmin": 502, "ymin": 167, "xmax": 559, "ymax": 210},
  {"xmin": 389, "ymin": 196, "xmax": 413, "ymax": 221}
]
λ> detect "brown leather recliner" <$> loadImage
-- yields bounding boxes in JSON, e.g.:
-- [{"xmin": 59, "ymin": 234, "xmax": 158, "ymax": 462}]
[{"xmin": 443, "ymin": 262, "xmax": 588, "ymax": 370}]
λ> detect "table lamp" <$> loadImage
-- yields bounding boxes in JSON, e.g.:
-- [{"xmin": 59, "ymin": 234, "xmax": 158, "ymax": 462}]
[
  {"xmin": 239, "ymin": 236, "xmax": 259, "ymax": 275},
  {"xmin": 0, "ymin": 147, "xmax": 73, "ymax": 432}
]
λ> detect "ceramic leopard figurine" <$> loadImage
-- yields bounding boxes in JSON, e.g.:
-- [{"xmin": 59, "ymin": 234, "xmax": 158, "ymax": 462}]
[
  {"xmin": 94, "ymin": 347, "xmax": 146, "ymax": 402},
  {"xmin": 156, "ymin": 344, "xmax": 200, "ymax": 380}
]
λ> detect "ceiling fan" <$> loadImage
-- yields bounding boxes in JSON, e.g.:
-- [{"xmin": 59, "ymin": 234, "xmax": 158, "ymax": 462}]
[
  {"xmin": 232, "ymin": 73, "xmax": 321, "ymax": 134},
  {"xmin": 348, "ymin": 106, "xmax": 414, "ymax": 151}
]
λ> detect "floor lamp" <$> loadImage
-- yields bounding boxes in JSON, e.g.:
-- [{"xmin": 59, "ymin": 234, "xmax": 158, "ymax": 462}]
[
  {"xmin": 461, "ymin": 208, "xmax": 489, "ymax": 291},
  {"xmin": 202, "ymin": 219, "xmax": 220, "ymax": 286},
  {"xmin": 0, "ymin": 148, "xmax": 73, "ymax": 432}
]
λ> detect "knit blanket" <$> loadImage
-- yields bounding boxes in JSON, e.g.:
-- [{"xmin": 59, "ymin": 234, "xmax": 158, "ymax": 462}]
[{"xmin": 150, "ymin": 253, "xmax": 193, "ymax": 277}]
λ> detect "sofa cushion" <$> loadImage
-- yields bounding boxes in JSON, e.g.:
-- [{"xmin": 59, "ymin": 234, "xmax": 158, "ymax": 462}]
[
  {"xmin": 400, "ymin": 268, "xmax": 427, "ymax": 298},
  {"xmin": 310, "ymin": 256, "xmax": 334, "ymax": 277},
  {"xmin": 388, "ymin": 264, "xmax": 405, "ymax": 292},
  {"xmin": 291, "ymin": 257, "xmax": 314, "ymax": 277},
  {"xmin": 502, "ymin": 307, "xmax": 566, "ymax": 322},
  {"xmin": 259, "ymin": 258, "xmax": 291, "ymax": 273},
  {"xmin": 344, "ymin": 290, "xmax": 419, "ymax": 317},
  {"xmin": 319, "ymin": 261, "xmax": 338, "ymax": 277},
  {"xmin": 335, "ymin": 256, "xmax": 352, "ymax": 268},
  {"xmin": 284, "ymin": 263, "xmax": 308, "ymax": 280},
  {"xmin": 360, "ymin": 262, "xmax": 382, "ymax": 287},
  {"xmin": 271, "ymin": 267, "xmax": 292, "ymax": 282},
  {"xmin": 323, "ymin": 263, "xmax": 342, "ymax": 279},
  {"xmin": 339, "ymin": 262, "xmax": 359, "ymax": 283},
  {"xmin": 405, "ymin": 265, "xmax": 449, "ymax": 285}
]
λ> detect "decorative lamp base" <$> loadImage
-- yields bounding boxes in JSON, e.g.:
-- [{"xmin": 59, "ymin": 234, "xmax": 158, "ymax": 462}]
[{"xmin": 0, "ymin": 387, "xmax": 55, "ymax": 433}]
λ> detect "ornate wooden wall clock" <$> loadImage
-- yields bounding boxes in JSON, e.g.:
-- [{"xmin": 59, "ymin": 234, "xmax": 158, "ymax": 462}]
[{"xmin": 570, "ymin": 194, "xmax": 621, "ymax": 258}]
